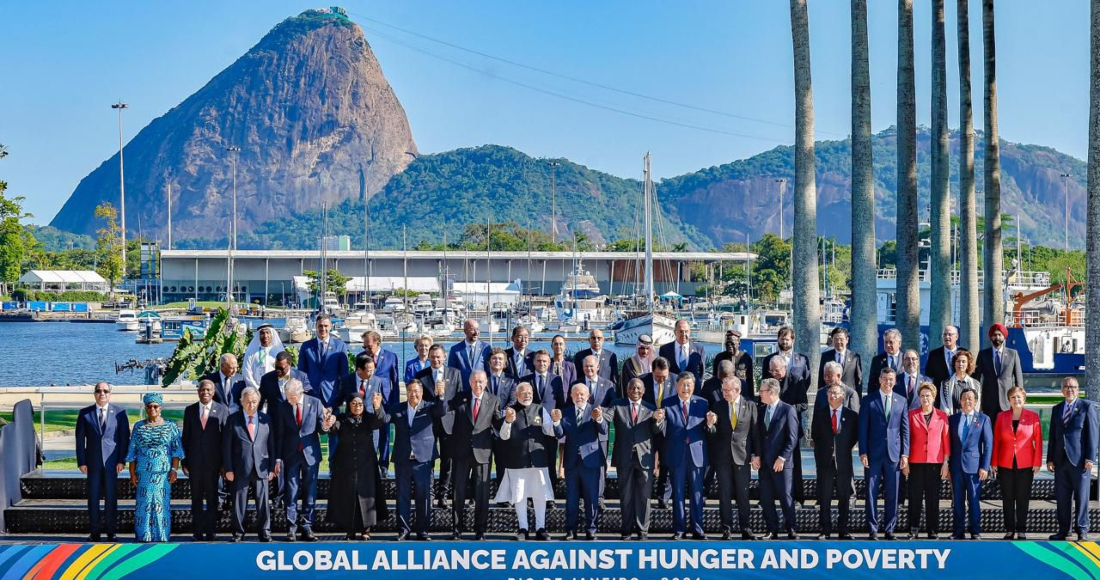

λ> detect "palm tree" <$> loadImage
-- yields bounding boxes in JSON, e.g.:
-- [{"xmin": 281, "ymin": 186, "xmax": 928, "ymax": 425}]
[
  {"xmin": 929, "ymin": 0, "xmax": 951, "ymax": 349},
  {"xmin": 958, "ymin": 0, "xmax": 979, "ymax": 350},
  {"xmin": 1086, "ymin": 0, "xmax": 1100, "ymax": 401},
  {"xmin": 790, "ymin": 0, "xmax": 821, "ymax": 386},
  {"xmin": 896, "ymin": 0, "xmax": 921, "ymax": 348},
  {"xmin": 850, "ymin": 0, "xmax": 877, "ymax": 369},
  {"xmin": 982, "ymin": 0, "xmax": 1004, "ymax": 346}
]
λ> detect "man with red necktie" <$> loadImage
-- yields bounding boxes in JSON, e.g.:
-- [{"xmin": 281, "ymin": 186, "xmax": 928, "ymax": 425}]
[{"xmin": 441, "ymin": 370, "xmax": 501, "ymax": 540}]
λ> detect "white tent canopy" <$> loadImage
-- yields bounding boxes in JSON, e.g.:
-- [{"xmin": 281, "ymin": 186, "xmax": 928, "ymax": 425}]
[{"xmin": 18, "ymin": 270, "xmax": 108, "ymax": 292}]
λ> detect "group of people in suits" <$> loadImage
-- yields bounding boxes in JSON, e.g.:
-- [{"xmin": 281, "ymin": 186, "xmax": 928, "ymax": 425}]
[{"xmin": 75, "ymin": 314, "xmax": 1097, "ymax": 544}]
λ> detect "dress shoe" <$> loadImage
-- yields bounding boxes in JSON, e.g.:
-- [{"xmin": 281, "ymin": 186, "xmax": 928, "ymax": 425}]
[
  {"xmin": 474, "ymin": 533, "xmax": 486, "ymax": 541},
  {"xmin": 497, "ymin": 502, "xmax": 511, "ymax": 508},
  {"xmin": 546, "ymin": 501, "xmax": 557, "ymax": 510},
  {"xmin": 230, "ymin": 534, "xmax": 243, "ymax": 543},
  {"xmin": 637, "ymin": 532, "xmax": 648, "ymax": 541},
  {"xmin": 884, "ymin": 532, "xmax": 896, "ymax": 541},
  {"xmin": 396, "ymin": 531, "xmax": 411, "ymax": 542},
  {"xmin": 722, "ymin": 532, "xmax": 732, "ymax": 540},
  {"xmin": 536, "ymin": 528, "xmax": 551, "ymax": 541},
  {"xmin": 1079, "ymin": 533, "xmax": 1091, "ymax": 541},
  {"xmin": 88, "ymin": 533, "xmax": 101, "ymax": 542},
  {"xmin": 417, "ymin": 533, "xmax": 432, "ymax": 541},
  {"xmin": 787, "ymin": 532, "xmax": 799, "ymax": 540},
  {"xmin": 1003, "ymin": 533, "xmax": 1015, "ymax": 540},
  {"xmin": 286, "ymin": 533, "xmax": 297, "ymax": 542},
  {"xmin": 691, "ymin": 533, "xmax": 708, "ymax": 541},
  {"xmin": 105, "ymin": 534, "xmax": 117, "ymax": 542},
  {"xmin": 741, "ymin": 531, "xmax": 757, "ymax": 541},
  {"xmin": 302, "ymin": 530, "xmax": 318, "ymax": 542},
  {"xmin": 346, "ymin": 533, "xmax": 360, "ymax": 541},
  {"xmin": 971, "ymin": 534, "xmax": 982, "ymax": 540},
  {"xmin": 259, "ymin": 533, "xmax": 272, "ymax": 543},
  {"xmin": 1049, "ymin": 533, "xmax": 1067, "ymax": 541},
  {"xmin": 868, "ymin": 532, "xmax": 879, "ymax": 541},
  {"xmin": 816, "ymin": 533, "xmax": 830, "ymax": 540},
  {"xmin": 437, "ymin": 498, "xmax": 449, "ymax": 509},
  {"xmin": 671, "ymin": 532, "xmax": 684, "ymax": 540},
  {"xmin": 839, "ymin": 533, "xmax": 854, "ymax": 540},
  {"xmin": 585, "ymin": 532, "xmax": 596, "ymax": 541},
  {"xmin": 516, "ymin": 529, "xmax": 529, "ymax": 541},
  {"xmin": 951, "ymin": 534, "xmax": 966, "ymax": 540},
  {"xmin": 766, "ymin": 533, "xmax": 780, "ymax": 540},
  {"xmin": 563, "ymin": 531, "xmax": 578, "ymax": 541},
  {"xmin": 1016, "ymin": 534, "xmax": 1028, "ymax": 541},
  {"xmin": 451, "ymin": 531, "xmax": 463, "ymax": 540},
  {"xmin": 621, "ymin": 534, "xmax": 631, "ymax": 541},
  {"xmin": 926, "ymin": 533, "xmax": 937, "ymax": 540},
  {"xmin": 906, "ymin": 532, "xmax": 918, "ymax": 540}
]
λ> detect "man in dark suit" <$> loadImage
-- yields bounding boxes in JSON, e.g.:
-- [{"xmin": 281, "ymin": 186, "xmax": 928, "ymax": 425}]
[
  {"xmin": 814, "ymin": 361, "xmax": 860, "ymax": 414},
  {"xmin": 418, "ymin": 344, "xmax": 463, "ymax": 507},
  {"xmin": 607, "ymin": 379, "xmax": 660, "ymax": 540},
  {"xmin": 660, "ymin": 320, "xmax": 705, "ymax": 384},
  {"xmin": 896, "ymin": 349, "xmax": 930, "ymax": 410},
  {"xmin": 711, "ymin": 330, "xmax": 754, "ymax": 397},
  {"xmin": 274, "ymin": 379, "xmax": 326, "ymax": 542},
  {"xmin": 201, "ymin": 353, "xmax": 245, "ymax": 413},
  {"xmin": 486, "ymin": 348, "xmax": 518, "ymax": 406},
  {"xmin": 756, "ymin": 378, "xmax": 800, "ymax": 540},
  {"xmin": 362, "ymin": 330, "xmax": 400, "ymax": 388},
  {"xmin": 923, "ymin": 325, "xmax": 959, "ymax": 389},
  {"xmin": 973, "ymin": 323, "xmax": 1025, "ymax": 425},
  {"xmin": 767, "ymin": 354, "xmax": 809, "ymax": 505},
  {"xmin": 655, "ymin": 374, "xmax": 716, "ymax": 540},
  {"xmin": 442, "ymin": 370, "xmax": 500, "ymax": 540},
  {"xmin": 706, "ymin": 376, "xmax": 760, "ymax": 540},
  {"xmin": 812, "ymin": 383, "xmax": 859, "ymax": 539},
  {"xmin": 505, "ymin": 325, "xmax": 535, "ymax": 379},
  {"xmin": 760, "ymin": 327, "xmax": 812, "ymax": 402},
  {"xmin": 557, "ymin": 383, "xmax": 608, "ymax": 540},
  {"xmin": 223, "ymin": 387, "xmax": 280, "ymax": 542},
  {"xmin": 521, "ymin": 350, "xmax": 566, "ymax": 410},
  {"xmin": 296, "ymin": 314, "xmax": 350, "ymax": 410},
  {"xmin": 818, "ymin": 327, "xmax": 863, "ymax": 394},
  {"xmin": 577, "ymin": 352, "xmax": 616, "ymax": 508},
  {"xmin": 642, "ymin": 357, "xmax": 678, "ymax": 408},
  {"xmin": 338, "ymin": 352, "xmax": 399, "ymax": 475},
  {"xmin": 573, "ymin": 328, "xmax": 618, "ymax": 386},
  {"xmin": 858, "ymin": 367, "xmax": 910, "ymax": 540},
  {"xmin": 1048, "ymin": 377, "xmax": 1100, "ymax": 541},
  {"xmin": 948, "ymin": 388, "xmax": 993, "ymax": 540},
  {"xmin": 867, "ymin": 328, "xmax": 904, "ymax": 394},
  {"xmin": 259, "ymin": 351, "xmax": 312, "ymax": 412},
  {"xmin": 377, "ymin": 380, "xmax": 445, "ymax": 541},
  {"xmin": 75, "ymin": 382, "xmax": 130, "ymax": 542},
  {"xmin": 448, "ymin": 319, "xmax": 491, "ymax": 389},
  {"xmin": 182, "ymin": 379, "xmax": 229, "ymax": 541},
  {"xmin": 700, "ymin": 360, "xmax": 734, "ymax": 405}
]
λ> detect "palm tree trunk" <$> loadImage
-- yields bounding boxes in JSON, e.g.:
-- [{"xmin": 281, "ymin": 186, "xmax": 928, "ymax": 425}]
[
  {"xmin": 1085, "ymin": 0, "xmax": 1100, "ymax": 402},
  {"xmin": 896, "ymin": 0, "xmax": 921, "ymax": 348},
  {"xmin": 929, "ymin": 0, "xmax": 951, "ymax": 350},
  {"xmin": 958, "ymin": 0, "xmax": 980, "ymax": 351},
  {"xmin": 982, "ymin": 0, "xmax": 1004, "ymax": 346},
  {"xmin": 851, "ymin": 0, "xmax": 876, "ymax": 381},
  {"xmin": 790, "ymin": 0, "xmax": 821, "ymax": 388}
]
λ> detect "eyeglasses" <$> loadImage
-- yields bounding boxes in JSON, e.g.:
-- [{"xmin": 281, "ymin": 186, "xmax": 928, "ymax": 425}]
[{"xmin": 94, "ymin": 389, "xmax": 110, "ymax": 394}]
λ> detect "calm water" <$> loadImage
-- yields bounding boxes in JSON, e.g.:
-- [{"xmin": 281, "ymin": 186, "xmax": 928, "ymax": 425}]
[{"xmin": 0, "ymin": 321, "xmax": 719, "ymax": 387}]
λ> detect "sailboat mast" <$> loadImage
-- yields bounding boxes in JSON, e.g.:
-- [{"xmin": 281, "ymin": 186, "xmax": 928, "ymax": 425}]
[
  {"xmin": 486, "ymin": 216, "xmax": 492, "ymax": 346},
  {"xmin": 644, "ymin": 152, "xmax": 655, "ymax": 311},
  {"xmin": 402, "ymin": 225, "xmax": 408, "ymax": 311}
]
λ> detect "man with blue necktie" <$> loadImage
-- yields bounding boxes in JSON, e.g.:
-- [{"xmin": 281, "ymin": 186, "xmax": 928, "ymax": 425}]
[
  {"xmin": 1048, "ymin": 377, "xmax": 1099, "ymax": 541},
  {"xmin": 659, "ymin": 320, "xmax": 706, "ymax": 384},
  {"xmin": 505, "ymin": 325, "xmax": 535, "ymax": 379},
  {"xmin": 448, "ymin": 319, "xmax": 491, "ymax": 389},
  {"xmin": 377, "ymin": 380, "xmax": 445, "ymax": 541},
  {"xmin": 948, "ymin": 387, "xmax": 992, "ymax": 540},
  {"xmin": 858, "ymin": 367, "xmax": 910, "ymax": 540},
  {"xmin": 974, "ymin": 323, "xmax": 1024, "ymax": 427},
  {"xmin": 296, "ymin": 314, "xmax": 349, "ymax": 410},
  {"xmin": 76, "ymin": 382, "xmax": 130, "ymax": 542}
]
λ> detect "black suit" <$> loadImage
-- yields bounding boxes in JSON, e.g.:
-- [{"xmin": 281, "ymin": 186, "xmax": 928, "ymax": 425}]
[
  {"xmin": 811, "ymin": 404, "xmax": 859, "ymax": 535},
  {"xmin": 443, "ymin": 391, "xmax": 500, "ymax": 535},
  {"xmin": 712, "ymin": 350, "xmax": 755, "ymax": 398},
  {"xmin": 607, "ymin": 398, "xmax": 660, "ymax": 536},
  {"xmin": 707, "ymin": 397, "xmax": 760, "ymax": 534},
  {"xmin": 923, "ymin": 346, "xmax": 956, "ymax": 390},
  {"xmin": 818, "ymin": 349, "xmax": 863, "ymax": 394},
  {"xmin": 867, "ymin": 352, "xmax": 903, "ymax": 395},
  {"xmin": 504, "ymin": 348, "xmax": 536, "ymax": 379},
  {"xmin": 258, "ymin": 369, "xmax": 312, "ymax": 413},
  {"xmin": 182, "ymin": 401, "xmax": 229, "ymax": 538}
]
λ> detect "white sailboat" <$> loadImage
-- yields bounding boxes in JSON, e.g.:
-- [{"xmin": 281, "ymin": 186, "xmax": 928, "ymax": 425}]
[{"xmin": 612, "ymin": 152, "xmax": 676, "ymax": 347}]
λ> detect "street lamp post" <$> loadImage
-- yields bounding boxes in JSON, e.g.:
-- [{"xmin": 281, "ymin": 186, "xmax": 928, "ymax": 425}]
[
  {"xmin": 1060, "ymin": 173, "xmax": 1071, "ymax": 250},
  {"xmin": 226, "ymin": 146, "xmax": 241, "ymax": 309},
  {"xmin": 111, "ymin": 101, "xmax": 128, "ymax": 270}
]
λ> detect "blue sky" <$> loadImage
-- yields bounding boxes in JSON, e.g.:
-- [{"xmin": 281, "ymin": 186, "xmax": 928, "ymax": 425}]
[{"xmin": 0, "ymin": 0, "xmax": 1091, "ymax": 224}]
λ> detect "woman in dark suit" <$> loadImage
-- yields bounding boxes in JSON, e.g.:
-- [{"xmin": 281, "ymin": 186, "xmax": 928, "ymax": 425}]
[
  {"xmin": 991, "ymin": 386, "xmax": 1043, "ymax": 540},
  {"xmin": 904, "ymin": 383, "xmax": 950, "ymax": 539},
  {"xmin": 322, "ymin": 393, "xmax": 388, "ymax": 540}
]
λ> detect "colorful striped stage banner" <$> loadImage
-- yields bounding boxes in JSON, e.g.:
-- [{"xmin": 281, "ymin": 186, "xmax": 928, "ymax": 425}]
[{"xmin": 0, "ymin": 541, "xmax": 1099, "ymax": 579}]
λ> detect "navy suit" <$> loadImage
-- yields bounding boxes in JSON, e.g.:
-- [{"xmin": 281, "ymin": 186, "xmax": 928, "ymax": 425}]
[
  {"xmin": 657, "ymin": 395, "xmax": 709, "ymax": 535},
  {"xmin": 181, "ymin": 401, "xmax": 229, "ymax": 537},
  {"xmin": 75, "ymin": 404, "xmax": 130, "ymax": 536},
  {"xmin": 948, "ymin": 412, "xmax": 993, "ymax": 537},
  {"xmin": 558, "ymin": 405, "xmax": 608, "ymax": 535},
  {"xmin": 448, "ymin": 340, "xmax": 491, "ymax": 389},
  {"xmin": 756, "ymin": 400, "xmax": 799, "ymax": 534},
  {"xmin": 223, "ymin": 410, "xmax": 278, "ymax": 537},
  {"xmin": 895, "ymin": 371, "xmax": 930, "ymax": 410},
  {"xmin": 1049, "ymin": 398, "xmax": 1100, "ymax": 537},
  {"xmin": 573, "ymin": 348, "xmax": 619, "ymax": 386},
  {"xmin": 258, "ymin": 368, "xmax": 312, "ymax": 413},
  {"xmin": 641, "ymin": 372, "xmax": 678, "ymax": 408},
  {"xmin": 404, "ymin": 356, "xmax": 431, "ymax": 386},
  {"xmin": 378, "ymin": 400, "xmax": 445, "ymax": 536},
  {"xmin": 418, "ymin": 364, "xmax": 464, "ymax": 498},
  {"xmin": 368, "ymin": 348, "xmax": 401, "ymax": 391},
  {"xmin": 505, "ymin": 348, "xmax": 536, "ymax": 379},
  {"xmin": 201, "ymin": 371, "xmax": 245, "ymax": 413},
  {"xmin": 486, "ymin": 373, "xmax": 518, "ymax": 407},
  {"xmin": 659, "ymin": 341, "xmax": 706, "ymax": 384},
  {"xmin": 520, "ymin": 372, "xmax": 566, "ymax": 410},
  {"xmin": 337, "ymin": 373, "xmax": 399, "ymax": 472},
  {"xmin": 867, "ymin": 352, "xmax": 904, "ymax": 395},
  {"xmin": 275, "ymin": 395, "xmax": 326, "ymax": 534},
  {"xmin": 857, "ymin": 389, "xmax": 910, "ymax": 533},
  {"xmin": 296, "ymin": 337, "xmax": 350, "ymax": 409}
]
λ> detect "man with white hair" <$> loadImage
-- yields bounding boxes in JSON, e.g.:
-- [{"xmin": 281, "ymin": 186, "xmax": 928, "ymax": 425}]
[
  {"xmin": 273, "ymin": 379, "xmax": 326, "ymax": 542},
  {"xmin": 814, "ymin": 361, "xmax": 860, "ymax": 414},
  {"xmin": 243, "ymin": 324, "xmax": 284, "ymax": 391},
  {"xmin": 558, "ymin": 383, "xmax": 607, "ymax": 540},
  {"xmin": 494, "ymin": 382, "xmax": 563, "ymax": 541},
  {"xmin": 443, "ymin": 370, "xmax": 501, "ymax": 540},
  {"xmin": 868, "ymin": 328, "xmax": 904, "ymax": 394},
  {"xmin": 224, "ymin": 387, "xmax": 280, "ymax": 542}
]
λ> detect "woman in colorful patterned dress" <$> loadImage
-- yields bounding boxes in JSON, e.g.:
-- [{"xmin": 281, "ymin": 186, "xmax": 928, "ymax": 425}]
[{"xmin": 126, "ymin": 392, "xmax": 185, "ymax": 542}]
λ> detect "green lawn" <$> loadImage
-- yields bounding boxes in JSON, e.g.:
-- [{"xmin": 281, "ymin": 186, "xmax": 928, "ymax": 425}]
[{"xmin": 2, "ymin": 409, "xmax": 186, "ymax": 433}]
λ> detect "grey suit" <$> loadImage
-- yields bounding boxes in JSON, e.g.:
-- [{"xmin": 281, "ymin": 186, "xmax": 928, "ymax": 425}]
[
  {"xmin": 973, "ymin": 347, "xmax": 1024, "ymax": 423},
  {"xmin": 607, "ymin": 398, "xmax": 661, "ymax": 536}
]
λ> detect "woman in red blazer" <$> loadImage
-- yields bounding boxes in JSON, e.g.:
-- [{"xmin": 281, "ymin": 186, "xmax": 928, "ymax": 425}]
[
  {"xmin": 903, "ymin": 382, "xmax": 950, "ymax": 539},
  {"xmin": 991, "ymin": 386, "xmax": 1043, "ymax": 540}
]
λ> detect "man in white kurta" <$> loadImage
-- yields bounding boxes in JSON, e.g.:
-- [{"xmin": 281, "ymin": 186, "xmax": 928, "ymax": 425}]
[{"xmin": 493, "ymin": 382, "xmax": 563, "ymax": 540}]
